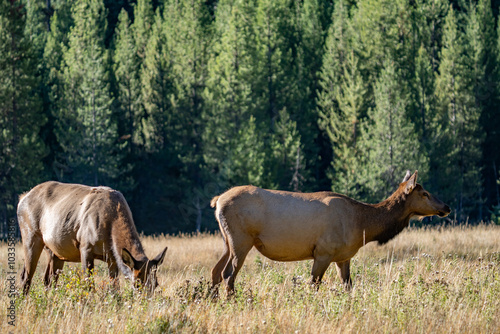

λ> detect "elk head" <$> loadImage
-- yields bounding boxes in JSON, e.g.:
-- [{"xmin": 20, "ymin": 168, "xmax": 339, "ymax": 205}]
[
  {"xmin": 122, "ymin": 246, "xmax": 168, "ymax": 293},
  {"xmin": 402, "ymin": 170, "xmax": 451, "ymax": 218}
]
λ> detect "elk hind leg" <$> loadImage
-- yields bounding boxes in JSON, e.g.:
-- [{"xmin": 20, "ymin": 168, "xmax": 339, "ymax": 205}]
[
  {"xmin": 222, "ymin": 236, "xmax": 253, "ymax": 295},
  {"xmin": 211, "ymin": 237, "xmax": 230, "ymax": 289},
  {"xmin": 20, "ymin": 234, "xmax": 44, "ymax": 294}
]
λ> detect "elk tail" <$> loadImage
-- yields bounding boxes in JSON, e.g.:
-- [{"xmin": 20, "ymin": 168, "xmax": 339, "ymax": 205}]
[
  {"xmin": 18, "ymin": 192, "xmax": 28, "ymax": 203},
  {"xmin": 210, "ymin": 196, "xmax": 220, "ymax": 208}
]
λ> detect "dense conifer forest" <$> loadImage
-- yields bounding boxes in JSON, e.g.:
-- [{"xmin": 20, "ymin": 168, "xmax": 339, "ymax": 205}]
[{"xmin": 1, "ymin": 0, "xmax": 499, "ymax": 234}]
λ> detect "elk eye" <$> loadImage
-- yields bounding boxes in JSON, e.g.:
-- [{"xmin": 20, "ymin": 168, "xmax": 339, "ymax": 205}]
[{"xmin": 423, "ymin": 192, "xmax": 429, "ymax": 198}]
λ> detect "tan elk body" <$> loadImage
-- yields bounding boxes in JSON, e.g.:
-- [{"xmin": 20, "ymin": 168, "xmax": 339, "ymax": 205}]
[
  {"xmin": 210, "ymin": 171, "xmax": 450, "ymax": 293},
  {"xmin": 17, "ymin": 181, "xmax": 168, "ymax": 294}
]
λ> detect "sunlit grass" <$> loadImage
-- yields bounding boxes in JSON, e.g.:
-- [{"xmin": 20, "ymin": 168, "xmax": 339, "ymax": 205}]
[{"xmin": 1, "ymin": 224, "xmax": 499, "ymax": 333}]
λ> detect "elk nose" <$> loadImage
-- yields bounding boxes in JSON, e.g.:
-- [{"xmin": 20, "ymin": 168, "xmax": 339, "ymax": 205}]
[{"xmin": 438, "ymin": 205, "xmax": 451, "ymax": 217}]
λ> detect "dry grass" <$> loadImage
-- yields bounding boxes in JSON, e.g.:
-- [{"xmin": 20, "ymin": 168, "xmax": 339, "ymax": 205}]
[{"xmin": 1, "ymin": 224, "xmax": 499, "ymax": 333}]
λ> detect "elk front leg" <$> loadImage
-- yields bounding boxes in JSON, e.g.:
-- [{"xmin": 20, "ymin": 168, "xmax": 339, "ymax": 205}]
[
  {"xmin": 335, "ymin": 259, "xmax": 352, "ymax": 290},
  {"xmin": 43, "ymin": 249, "xmax": 65, "ymax": 288},
  {"xmin": 310, "ymin": 255, "xmax": 331, "ymax": 289},
  {"xmin": 80, "ymin": 245, "xmax": 95, "ymax": 289},
  {"xmin": 107, "ymin": 260, "xmax": 120, "ymax": 290}
]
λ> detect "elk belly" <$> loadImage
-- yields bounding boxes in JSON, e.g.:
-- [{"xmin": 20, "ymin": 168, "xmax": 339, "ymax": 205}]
[{"xmin": 253, "ymin": 236, "xmax": 314, "ymax": 262}]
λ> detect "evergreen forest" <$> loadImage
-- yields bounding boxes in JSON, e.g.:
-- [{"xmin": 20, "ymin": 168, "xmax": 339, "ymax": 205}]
[{"xmin": 1, "ymin": 0, "xmax": 499, "ymax": 234}]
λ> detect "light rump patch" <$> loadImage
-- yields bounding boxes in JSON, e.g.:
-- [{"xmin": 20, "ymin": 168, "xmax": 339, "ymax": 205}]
[{"xmin": 210, "ymin": 170, "xmax": 451, "ymax": 294}]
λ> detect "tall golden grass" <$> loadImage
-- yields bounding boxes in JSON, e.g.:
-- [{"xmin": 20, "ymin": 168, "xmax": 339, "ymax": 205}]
[{"xmin": 1, "ymin": 224, "xmax": 499, "ymax": 333}]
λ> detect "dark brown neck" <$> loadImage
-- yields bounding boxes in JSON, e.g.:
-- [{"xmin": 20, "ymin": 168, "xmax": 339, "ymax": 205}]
[
  {"xmin": 112, "ymin": 203, "xmax": 148, "ymax": 262},
  {"xmin": 360, "ymin": 191, "xmax": 411, "ymax": 245}
]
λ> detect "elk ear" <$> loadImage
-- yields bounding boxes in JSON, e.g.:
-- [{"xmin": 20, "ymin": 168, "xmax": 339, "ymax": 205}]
[
  {"xmin": 404, "ymin": 170, "xmax": 418, "ymax": 194},
  {"xmin": 402, "ymin": 170, "xmax": 411, "ymax": 183},
  {"xmin": 153, "ymin": 246, "xmax": 168, "ymax": 266},
  {"xmin": 122, "ymin": 248, "xmax": 138, "ymax": 270}
]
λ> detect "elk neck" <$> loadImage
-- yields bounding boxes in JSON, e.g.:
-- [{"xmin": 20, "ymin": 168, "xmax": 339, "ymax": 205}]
[
  {"xmin": 111, "ymin": 202, "xmax": 148, "ymax": 262},
  {"xmin": 357, "ymin": 190, "xmax": 412, "ymax": 245}
]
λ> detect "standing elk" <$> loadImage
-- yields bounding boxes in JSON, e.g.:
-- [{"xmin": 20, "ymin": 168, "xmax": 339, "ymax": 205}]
[
  {"xmin": 210, "ymin": 170, "xmax": 450, "ymax": 294},
  {"xmin": 17, "ymin": 181, "xmax": 168, "ymax": 294}
]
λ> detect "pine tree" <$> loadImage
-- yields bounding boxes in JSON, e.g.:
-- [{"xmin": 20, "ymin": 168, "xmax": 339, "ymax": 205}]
[
  {"xmin": 203, "ymin": 0, "xmax": 257, "ymax": 187},
  {"xmin": 269, "ymin": 109, "xmax": 305, "ymax": 190},
  {"xmin": 55, "ymin": 0, "xmax": 120, "ymax": 186},
  {"xmin": 414, "ymin": 0, "xmax": 448, "ymax": 71},
  {"xmin": 114, "ymin": 9, "xmax": 142, "ymax": 148},
  {"xmin": 461, "ymin": 1, "xmax": 489, "ymax": 217},
  {"xmin": 133, "ymin": 0, "xmax": 154, "ymax": 62},
  {"xmin": 317, "ymin": 0, "xmax": 366, "ymax": 195},
  {"xmin": 231, "ymin": 115, "xmax": 267, "ymax": 186},
  {"xmin": 331, "ymin": 52, "xmax": 366, "ymax": 195},
  {"xmin": 116, "ymin": 0, "xmax": 154, "ymax": 152},
  {"xmin": 132, "ymin": 10, "xmax": 183, "ymax": 234},
  {"xmin": 43, "ymin": 2, "xmax": 73, "ymax": 83},
  {"xmin": 24, "ymin": 0, "xmax": 47, "ymax": 61},
  {"xmin": 111, "ymin": 8, "xmax": 141, "ymax": 195},
  {"xmin": 162, "ymin": 0, "xmax": 213, "ymax": 231},
  {"xmin": 163, "ymin": 0, "xmax": 212, "ymax": 161},
  {"xmin": 413, "ymin": 44, "xmax": 435, "ymax": 147},
  {"xmin": 360, "ymin": 61, "xmax": 428, "ymax": 200},
  {"xmin": 475, "ymin": 0, "xmax": 499, "ymax": 214},
  {"xmin": 434, "ymin": 5, "xmax": 484, "ymax": 219},
  {"xmin": 251, "ymin": 0, "xmax": 304, "ymax": 189},
  {"xmin": 489, "ymin": 2, "xmax": 500, "ymax": 210},
  {"xmin": 24, "ymin": 0, "xmax": 50, "ymax": 167},
  {"xmin": 42, "ymin": 2, "xmax": 73, "ymax": 181},
  {"xmin": 140, "ymin": 10, "xmax": 172, "ymax": 152},
  {"xmin": 253, "ymin": 0, "xmax": 294, "ymax": 128},
  {"xmin": 352, "ymin": 0, "xmax": 414, "ymax": 85},
  {"xmin": 292, "ymin": 0, "xmax": 326, "ymax": 190},
  {"xmin": 0, "ymin": 0, "xmax": 47, "ymax": 221},
  {"xmin": 433, "ymin": 5, "xmax": 462, "ymax": 211}
]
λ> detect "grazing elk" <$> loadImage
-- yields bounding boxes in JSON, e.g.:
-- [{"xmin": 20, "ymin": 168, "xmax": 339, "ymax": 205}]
[
  {"xmin": 210, "ymin": 171, "xmax": 450, "ymax": 294},
  {"xmin": 17, "ymin": 181, "xmax": 168, "ymax": 294}
]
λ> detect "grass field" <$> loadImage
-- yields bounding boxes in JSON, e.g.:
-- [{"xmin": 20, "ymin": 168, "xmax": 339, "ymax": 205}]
[{"xmin": 1, "ymin": 224, "xmax": 499, "ymax": 333}]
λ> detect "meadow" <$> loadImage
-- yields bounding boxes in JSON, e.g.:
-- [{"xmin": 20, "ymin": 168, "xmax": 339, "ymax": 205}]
[{"xmin": 1, "ymin": 224, "xmax": 499, "ymax": 333}]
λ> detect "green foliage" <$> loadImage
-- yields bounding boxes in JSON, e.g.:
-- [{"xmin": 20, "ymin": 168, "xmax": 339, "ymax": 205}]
[
  {"xmin": 203, "ymin": 0, "xmax": 258, "ymax": 187},
  {"xmin": 413, "ymin": 0, "xmax": 448, "ymax": 70},
  {"xmin": 232, "ymin": 115, "xmax": 267, "ymax": 186},
  {"xmin": 55, "ymin": 0, "xmax": 122, "ymax": 186},
  {"xmin": 413, "ymin": 44, "xmax": 436, "ymax": 146},
  {"xmin": 0, "ymin": 0, "xmax": 47, "ymax": 219},
  {"xmin": 139, "ymin": 10, "xmax": 171, "ymax": 153},
  {"xmin": 162, "ymin": 0, "xmax": 214, "ymax": 231},
  {"xmin": 434, "ymin": 5, "xmax": 485, "ymax": 219},
  {"xmin": 114, "ymin": 9, "xmax": 141, "ymax": 149},
  {"xmin": 269, "ymin": 109, "xmax": 305, "ymax": 190},
  {"xmin": 317, "ymin": 0, "xmax": 364, "ymax": 196},
  {"xmin": 289, "ymin": 0, "xmax": 327, "ymax": 189},
  {"xmin": 253, "ymin": 0, "xmax": 295, "ymax": 127},
  {"xmin": 23, "ymin": 0, "xmax": 47, "ymax": 63},
  {"xmin": 133, "ymin": 0, "xmax": 154, "ymax": 62},
  {"xmin": 491, "ymin": 204, "xmax": 500, "ymax": 225},
  {"xmin": 360, "ymin": 61, "xmax": 428, "ymax": 200}
]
